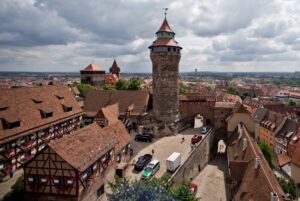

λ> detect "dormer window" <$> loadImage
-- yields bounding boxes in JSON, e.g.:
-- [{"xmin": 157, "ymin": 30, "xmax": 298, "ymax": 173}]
[
  {"xmin": 0, "ymin": 106, "xmax": 8, "ymax": 111},
  {"xmin": 62, "ymin": 104, "xmax": 72, "ymax": 112},
  {"xmin": 1, "ymin": 119, "xmax": 20, "ymax": 129},
  {"xmin": 32, "ymin": 99, "xmax": 42, "ymax": 104},
  {"xmin": 40, "ymin": 110, "xmax": 53, "ymax": 118},
  {"xmin": 56, "ymin": 94, "xmax": 64, "ymax": 100}
]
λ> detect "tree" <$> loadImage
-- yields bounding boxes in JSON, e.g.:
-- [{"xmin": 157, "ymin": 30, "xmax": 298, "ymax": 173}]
[
  {"xmin": 2, "ymin": 177, "xmax": 25, "ymax": 201},
  {"xmin": 128, "ymin": 78, "xmax": 141, "ymax": 90},
  {"xmin": 172, "ymin": 182, "xmax": 198, "ymax": 201},
  {"xmin": 226, "ymin": 86, "xmax": 240, "ymax": 96},
  {"xmin": 241, "ymin": 92, "xmax": 251, "ymax": 100},
  {"xmin": 71, "ymin": 83, "xmax": 97, "ymax": 97},
  {"xmin": 108, "ymin": 177, "xmax": 198, "ymax": 201},
  {"xmin": 102, "ymin": 84, "xmax": 116, "ymax": 90},
  {"xmin": 288, "ymin": 99, "xmax": 296, "ymax": 106},
  {"xmin": 179, "ymin": 82, "xmax": 188, "ymax": 95},
  {"xmin": 259, "ymin": 142, "xmax": 274, "ymax": 169},
  {"xmin": 116, "ymin": 79, "xmax": 129, "ymax": 90},
  {"xmin": 277, "ymin": 177, "xmax": 296, "ymax": 199}
]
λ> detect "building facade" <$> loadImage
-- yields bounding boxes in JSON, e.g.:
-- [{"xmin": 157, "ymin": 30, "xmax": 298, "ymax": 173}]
[
  {"xmin": 23, "ymin": 121, "xmax": 132, "ymax": 201},
  {"xmin": 0, "ymin": 86, "xmax": 83, "ymax": 180},
  {"xmin": 80, "ymin": 64, "xmax": 106, "ymax": 87},
  {"xmin": 149, "ymin": 17, "xmax": 182, "ymax": 124}
]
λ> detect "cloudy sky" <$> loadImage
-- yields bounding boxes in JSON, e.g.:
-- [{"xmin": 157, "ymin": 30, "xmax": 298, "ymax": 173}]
[{"xmin": 0, "ymin": 0, "xmax": 300, "ymax": 73}]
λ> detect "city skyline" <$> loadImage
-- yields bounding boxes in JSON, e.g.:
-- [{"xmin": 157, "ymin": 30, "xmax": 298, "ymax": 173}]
[{"xmin": 1, "ymin": 0, "xmax": 300, "ymax": 73}]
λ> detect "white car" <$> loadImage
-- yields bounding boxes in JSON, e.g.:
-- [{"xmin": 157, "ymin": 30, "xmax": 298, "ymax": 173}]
[{"xmin": 201, "ymin": 126, "xmax": 211, "ymax": 134}]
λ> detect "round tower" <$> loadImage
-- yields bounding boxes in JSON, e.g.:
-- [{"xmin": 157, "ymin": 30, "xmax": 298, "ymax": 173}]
[{"xmin": 149, "ymin": 16, "xmax": 182, "ymax": 124}]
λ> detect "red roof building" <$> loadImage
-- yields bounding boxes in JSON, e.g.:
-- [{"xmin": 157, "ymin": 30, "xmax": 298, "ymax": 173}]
[
  {"xmin": 80, "ymin": 64, "xmax": 106, "ymax": 87},
  {"xmin": 109, "ymin": 60, "xmax": 121, "ymax": 78}
]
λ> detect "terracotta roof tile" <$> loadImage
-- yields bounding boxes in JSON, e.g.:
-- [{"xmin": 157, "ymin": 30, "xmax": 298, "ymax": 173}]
[
  {"xmin": 81, "ymin": 63, "xmax": 104, "ymax": 72},
  {"xmin": 149, "ymin": 38, "xmax": 181, "ymax": 48},
  {"xmin": 0, "ymin": 86, "xmax": 83, "ymax": 143},
  {"xmin": 49, "ymin": 121, "xmax": 131, "ymax": 171},
  {"xmin": 156, "ymin": 18, "xmax": 174, "ymax": 33},
  {"xmin": 95, "ymin": 103, "xmax": 119, "ymax": 125},
  {"xmin": 84, "ymin": 90, "xmax": 150, "ymax": 117}
]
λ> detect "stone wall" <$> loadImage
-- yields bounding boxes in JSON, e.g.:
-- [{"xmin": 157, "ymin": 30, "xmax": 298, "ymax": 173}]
[
  {"xmin": 151, "ymin": 52, "xmax": 180, "ymax": 124},
  {"xmin": 170, "ymin": 129, "xmax": 216, "ymax": 185}
]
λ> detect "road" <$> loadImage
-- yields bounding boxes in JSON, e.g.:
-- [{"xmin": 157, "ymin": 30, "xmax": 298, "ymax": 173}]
[
  {"xmin": 192, "ymin": 155, "xmax": 230, "ymax": 201},
  {"xmin": 0, "ymin": 169, "xmax": 23, "ymax": 199}
]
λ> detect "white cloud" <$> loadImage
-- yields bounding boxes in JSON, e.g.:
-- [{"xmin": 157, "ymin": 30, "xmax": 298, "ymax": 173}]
[{"xmin": 0, "ymin": 0, "xmax": 299, "ymax": 72}]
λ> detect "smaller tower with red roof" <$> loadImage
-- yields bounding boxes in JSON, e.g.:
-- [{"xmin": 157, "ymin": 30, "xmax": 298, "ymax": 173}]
[
  {"xmin": 80, "ymin": 63, "xmax": 106, "ymax": 87},
  {"xmin": 109, "ymin": 59, "xmax": 121, "ymax": 78}
]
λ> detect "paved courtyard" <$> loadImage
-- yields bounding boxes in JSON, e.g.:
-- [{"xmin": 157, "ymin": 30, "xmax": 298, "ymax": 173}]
[
  {"xmin": 192, "ymin": 155, "xmax": 230, "ymax": 201},
  {"xmin": 124, "ymin": 127, "xmax": 204, "ymax": 181}
]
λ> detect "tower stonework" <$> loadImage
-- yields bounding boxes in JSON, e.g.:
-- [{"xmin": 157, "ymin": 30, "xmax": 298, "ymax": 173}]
[{"xmin": 149, "ymin": 17, "xmax": 182, "ymax": 124}]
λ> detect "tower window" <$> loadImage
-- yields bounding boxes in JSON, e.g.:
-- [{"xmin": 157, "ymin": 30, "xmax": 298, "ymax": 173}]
[
  {"xmin": 173, "ymin": 48, "xmax": 176, "ymax": 52},
  {"xmin": 168, "ymin": 48, "xmax": 170, "ymax": 52}
]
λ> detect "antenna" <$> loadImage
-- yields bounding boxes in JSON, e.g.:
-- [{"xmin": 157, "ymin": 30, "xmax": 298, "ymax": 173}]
[{"xmin": 163, "ymin": 8, "xmax": 168, "ymax": 18}]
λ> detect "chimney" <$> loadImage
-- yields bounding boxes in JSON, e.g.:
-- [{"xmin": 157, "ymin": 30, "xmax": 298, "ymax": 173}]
[
  {"xmin": 255, "ymin": 158, "xmax": 260, "ymax": 169},
  {"xmin": 270, "ymin": 192, "xmax": 279, "ymax": 201}
]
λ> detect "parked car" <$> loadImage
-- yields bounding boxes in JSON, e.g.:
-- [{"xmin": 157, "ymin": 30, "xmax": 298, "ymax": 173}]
[
  {"xmin": 142, "ymin": 160, "xmax": 160, "ymax": 180},
  {"xmin": 143, "ymin": 132, "xmax": 154, "ymax": 138},
  {"xmin": 135, "ymin": 134, "xmax": 152, "ymax": 142},
  {"xmin": 134, "ymin": 154, "xmax": 153, "ymax": 171},
  {"xmin": 201, "ymin": 126, "xmax": 211, "ymax": 134},
  {"xmin": 191, "ymin": 135, "xmax": 202, "ymax": 144}
]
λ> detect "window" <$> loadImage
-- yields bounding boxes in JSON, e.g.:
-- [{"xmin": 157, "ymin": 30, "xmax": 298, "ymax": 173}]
[
  {"xmin": 40, "ymin": 110, "xmax": 53, "ymax": 118},
  {"xmin": 62, "ymin": 105, "xmax": 72, "ymax": 112},
  {"xmin": 55, "ymin": 95, "xmax": 64, "ymax": 100},
  {"xmin": 168, "ymin": 47, "xmax": 170, "ymax": 52},
  {"xmin": 1, "ymin": 119, "xmax": 20, "ymax": 129},
  {"xmin": 59, "ymin": 176, "xmax": 67, "ymax": 186},
  {"xmin": 32, "ymin": 99, "xmax": 42, "ymax": 104},
  {"xmin": 97, "ymin": 185, "xmax": 104, "ymax": 198}
]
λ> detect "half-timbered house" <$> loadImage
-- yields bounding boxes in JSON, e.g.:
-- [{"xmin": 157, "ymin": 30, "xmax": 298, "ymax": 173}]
[
  {"xmin": 24, "ymin": 120, "xmax": 132, "ymax": 201},
  {"xmin": 0, "ymin": 86, "xmax": 83, "ymax": 180}
]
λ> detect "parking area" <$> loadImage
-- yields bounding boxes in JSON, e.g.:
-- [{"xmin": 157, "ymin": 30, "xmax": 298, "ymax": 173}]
[{"xmin": 124, "ymin": 127, "xmax": 206, "ymax": 181}]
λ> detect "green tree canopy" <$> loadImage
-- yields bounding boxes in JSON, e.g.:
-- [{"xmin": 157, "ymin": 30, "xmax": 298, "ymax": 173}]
[
  {"xmin": 71, "ymin": 83, "xmax": 97, "ymax": 97},
  {"xmin": 179, "ymin": 82, "xmax": 188, "ymax": 95},
  {"xmin": 116, "ymin": 79, "xmax": 129, "ymax": 90},
  {"xmin": 102, "ymin": 84, "xmax": 117, "ymax": 90},
  {"xmin": 277, "ymin": 177, "xmax": 296, "ymax": 199},
  {"xmin": 288, "ymin": 99, "xmax": 296, "ymax": 106},
  {"xmin": 259, "ymin": 142, "xmax": 274, "ymax": 169},
  {"xmin": 128, "ymin": 78, "xmax": 141, "ymax": 90},
  {"xmin": 226, "ymin": 86, "xmax": 240, "ymax": 96},
  {"xmin": 108, "ymin": 177, "xmax": 198, "ymax": 201}
]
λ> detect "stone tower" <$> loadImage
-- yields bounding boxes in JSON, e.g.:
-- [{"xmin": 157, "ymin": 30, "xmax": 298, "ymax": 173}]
[{"xmin": 149, "ymin": 16, "xmax": 182, "ymax": 124}]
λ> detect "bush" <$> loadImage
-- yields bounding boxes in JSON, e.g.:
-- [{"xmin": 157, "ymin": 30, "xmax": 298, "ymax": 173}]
[
  {"xmin": 259, "ymin": 142, "xmax": 274, "ymax": 169},
  {"xmin": 277, "ymin": 177, "xmax": 296, "ymax": 199},
  {"xmin": 1, "ymin": 177, "xmax": 25, "ymax": 201}
]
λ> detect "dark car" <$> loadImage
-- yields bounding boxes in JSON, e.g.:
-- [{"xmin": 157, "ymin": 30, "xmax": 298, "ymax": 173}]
[
  {"xmin": 135, "ymin": 134, "xmax": 152, "ymax": 142},
  {"xmin": 134, "ymin": 154, "xmax": 153, "ymax": 171},
  {"xmin": 191, "ymin": 135, "xmax": 202, "ymax": 144}
]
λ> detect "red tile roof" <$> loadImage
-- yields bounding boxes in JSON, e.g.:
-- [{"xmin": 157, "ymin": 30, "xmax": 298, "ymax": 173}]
[
  {"xmin": 0, "ymin": 86, "xmax": 83, "ymax": 143},
  {"xmin": 149, "ymin": 38, "xmax": 181, "ymax": 48},
  {"xmin": 95, "ymin": 103, "xmax": 119, "ymax": 125},
  {"xmin": 49, "ymin": 121, "xmax": 131, "ymax": 171},
  {"xmin": 291, "ymin": 143, "xmax": 300, "ymax": 167},
  {"xmin": 228, "ymin": 124, "xmax": 286, "ymax": 201},
  {"xmin": 277, "ymin": 154, "xmax": 291, "ymax": 167},
  {"xmin": 81, "ymin": 64, "xmax": 104, "ymax": 71},
  {"xmin": 156, "ymin": 18, "xmax": 174, "ymax": 33},
  {"xmin": 84, "ymin": 90, "xmax": 150, "ymax": 117}
]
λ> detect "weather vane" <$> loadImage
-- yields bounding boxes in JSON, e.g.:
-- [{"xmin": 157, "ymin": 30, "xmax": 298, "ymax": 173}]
[{"xmin": 163, "ymin": 8, "xmax": 168, "ymax": 17}]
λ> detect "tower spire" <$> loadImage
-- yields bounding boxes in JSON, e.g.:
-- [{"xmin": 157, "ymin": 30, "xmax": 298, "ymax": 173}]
[{"xmin": 163, "ymin": 8, "xmax": 168, "ymax": 18}]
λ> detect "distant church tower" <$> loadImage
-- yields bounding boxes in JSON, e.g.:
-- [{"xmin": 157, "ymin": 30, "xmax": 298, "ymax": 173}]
[{"xmin": 149, "ymin": 14, "xmax": 182, "ymax": 124}]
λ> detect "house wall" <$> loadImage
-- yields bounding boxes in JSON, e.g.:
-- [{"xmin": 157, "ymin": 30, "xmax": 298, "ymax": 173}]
[
  {"xmin": 259, "ymin": 127, "xmax": 276, "ymax": 149},
  {"xmin": 291, "ymin": 163, "xmax": 300, "ymax": 185},
  {"xmin": 227, "ymin": 113, "xmax": 255, "ymax": 134}
]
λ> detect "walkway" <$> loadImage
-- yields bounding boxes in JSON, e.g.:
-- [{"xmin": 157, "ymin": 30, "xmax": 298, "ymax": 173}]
[
  {"xmin": 0, "ymin": 169, "xmax": 24, "ymax": 199},
  {"xmin": 192, "ymin": 155, "xmax": 230, "ymax": 201}
]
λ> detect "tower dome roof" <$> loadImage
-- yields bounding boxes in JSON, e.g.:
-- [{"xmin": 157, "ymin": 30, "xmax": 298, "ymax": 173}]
[{"xmin": 156, "ymin": 18, "xmax": 174, "ymax": 34}]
